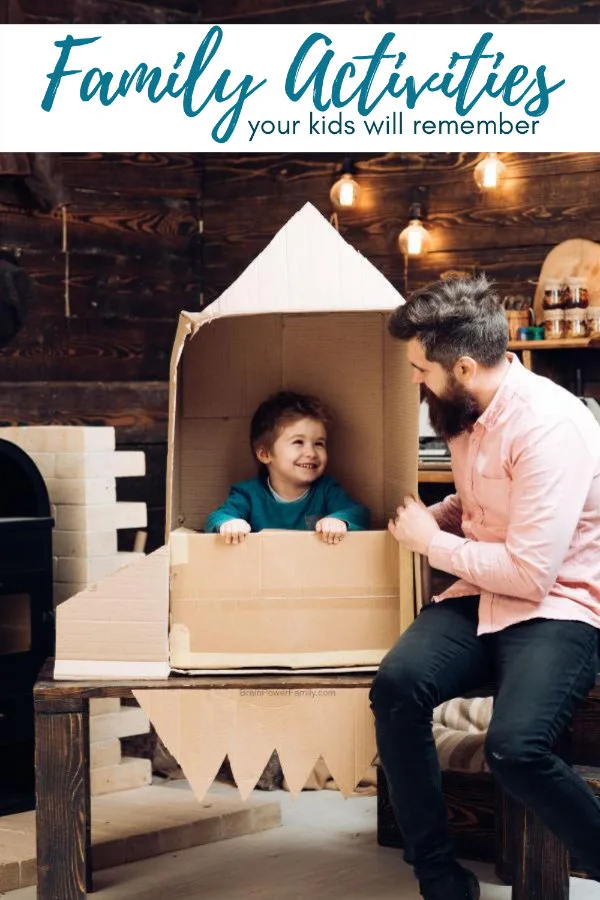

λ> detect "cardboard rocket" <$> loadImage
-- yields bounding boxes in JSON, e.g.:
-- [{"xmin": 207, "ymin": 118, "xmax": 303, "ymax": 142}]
[{"xmin": 55, "ymin": 203, "xmax": 420, "ymax": 798}]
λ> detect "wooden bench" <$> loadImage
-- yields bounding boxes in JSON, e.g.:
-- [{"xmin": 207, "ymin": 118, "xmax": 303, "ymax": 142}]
[
  {"xmin": 34, "ymin": 660, "xmax": 600, "ymax": 900},
  {"xmin": 33, "ymin": 661, "xmax": 373, "ymax": 900}
]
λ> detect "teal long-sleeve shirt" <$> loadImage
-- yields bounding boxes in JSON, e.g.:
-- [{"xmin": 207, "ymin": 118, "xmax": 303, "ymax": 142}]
[{"xmin": 205, "ymin": 474, "xmax": 370, "ymax": 533}]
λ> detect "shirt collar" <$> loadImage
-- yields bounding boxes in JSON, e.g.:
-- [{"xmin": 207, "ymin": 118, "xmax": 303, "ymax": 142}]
[
  {"xmin": 477, "ymin": 352, "xmax": 524, "ymax": 430},
  {"xmin": 267, "ymin": 478, "xmax": 310, "ymax": 504}
]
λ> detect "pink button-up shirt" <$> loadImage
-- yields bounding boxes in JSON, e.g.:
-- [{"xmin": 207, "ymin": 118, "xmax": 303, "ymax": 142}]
[{"xmin": 428, "ymin": 354, "xmax": 600, "ymax": 635}]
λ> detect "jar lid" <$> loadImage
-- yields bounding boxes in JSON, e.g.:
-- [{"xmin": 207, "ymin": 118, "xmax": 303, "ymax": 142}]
[
  {"xmin": 543, "ymin": 278, "xmax": 561, "ymax": 288},
  {"xmin": 543, "ymin": 309, "xmax": 565, "ymax": 320},
  {"xmin": 565, "ymin": 307, "xmax": 587, "ymax": 319}
]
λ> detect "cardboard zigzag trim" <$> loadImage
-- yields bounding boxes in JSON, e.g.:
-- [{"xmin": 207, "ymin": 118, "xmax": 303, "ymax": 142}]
[{"xmin": 134, "ymin": 687, "xmax": 376, "ymax": 802}]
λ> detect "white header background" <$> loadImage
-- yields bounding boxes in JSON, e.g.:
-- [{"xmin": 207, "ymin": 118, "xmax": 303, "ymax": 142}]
[{"xmin": 0, "ymin": 23, "xmax": 598, "ymax": 151}]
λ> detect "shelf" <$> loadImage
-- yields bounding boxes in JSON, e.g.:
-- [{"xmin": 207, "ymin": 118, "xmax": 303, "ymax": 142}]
[
  {"xmin": 418, "ymin": 467, "xmax": 454, "ymax": 484},
  {"xmin": 508, "ymin": 338, "xmax": 598, "ymax": 350}
]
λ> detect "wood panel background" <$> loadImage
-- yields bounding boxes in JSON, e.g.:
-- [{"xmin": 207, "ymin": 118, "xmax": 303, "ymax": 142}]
[
  {"xmin": 1, "ymin": 0, "xmax": 599, "ymax": 548},
  {"xmin": 4, "ymin": 0, "xmax": 600, "ymax": 24},
  {"xmin": 3, "ymin": 150, "xmax": 600, "ymax": 548},
  {"xmin": 0, "ymin": 153, "xmax": 203, "ymax": 549}
]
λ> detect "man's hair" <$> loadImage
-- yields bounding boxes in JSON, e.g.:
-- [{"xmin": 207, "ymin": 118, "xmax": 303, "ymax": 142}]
[
  {"xmin": 388, "ymin": 275, "xmax": 508, "ymax": 369},
  {"xmin": 250, "ymin": 391, "xmax": 330, "ymax": 456}
]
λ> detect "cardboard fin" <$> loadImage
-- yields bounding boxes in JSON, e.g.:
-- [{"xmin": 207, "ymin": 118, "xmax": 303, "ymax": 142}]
[
  {"xmin": 275, "ymin": 744, "xmax": 321, "ymax": 799},
  {"xmin": 273, "ymin": 691, "xmax": 374, "ymax": 797},
  {"xmin": 227, "ymin": 740, "xmax": 279, "ymax": 802},
  {"xmin": 55, "ymin": 545, "xmax": 169, "ymax": 679},
  {"xmin": 319, "ymin": 690, "xmax": 376, "ymax": 797},
  {"xmin": 228, "ymin": 689, "xmax": 320, "ymax": 800},
  {"xmin": 135, "ymin": 687, "xmax": 375, "ymax": 803},
  {"xmin": 134, "ymin": 689, "xmax": 231, "ymax": 802}
]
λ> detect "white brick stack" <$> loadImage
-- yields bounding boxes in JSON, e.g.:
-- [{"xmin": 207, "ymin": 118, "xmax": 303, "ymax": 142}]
[
  {"xmin": 88, "ymin": 698, "xmax": 152, "ymax": 795},
  {"xmin": 0, "ymin": 425, "xmax": 147, "ymax": 604},
  {"xmin": 0, "ymin": 425, "xmax": 153, "ymax": 795}
]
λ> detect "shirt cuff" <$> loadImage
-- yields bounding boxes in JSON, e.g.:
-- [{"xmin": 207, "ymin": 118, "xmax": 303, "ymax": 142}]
[{"xmin": 428, "ymin": 529, "xmax": 468, "ymax": 574}]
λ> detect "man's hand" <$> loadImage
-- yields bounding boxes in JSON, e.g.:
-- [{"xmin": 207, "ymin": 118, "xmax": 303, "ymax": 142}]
[
  {"xmin": 219, "ymin": 518, "xmax": 251, "ymax": 544},
  {"xmin": 315, "ymin": 517, "xmax": 348, "ymax": 544},
  {"xmin": 388, "ymin": 496, "xmax": 439, "ymax": 555}
]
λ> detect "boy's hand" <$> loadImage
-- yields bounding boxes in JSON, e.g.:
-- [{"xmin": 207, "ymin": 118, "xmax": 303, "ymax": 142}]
[
  {"xmin": 315, "ymin": 517, "xmax": 347, "ymax": 544},
  {"xmin": 219, "ymin": 519, "xmax": 251, "ymax": 544}
]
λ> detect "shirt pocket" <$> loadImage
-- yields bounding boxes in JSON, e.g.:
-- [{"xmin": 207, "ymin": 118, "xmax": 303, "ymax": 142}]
[{"xmin": 472, "ymin": 472, "xmax": 511, "ymax": 527}]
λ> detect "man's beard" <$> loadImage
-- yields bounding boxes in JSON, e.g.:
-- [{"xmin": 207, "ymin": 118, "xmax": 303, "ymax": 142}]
[{"xmin": 423, "ymin": 375, "xmax": 482, "ymax": 441}]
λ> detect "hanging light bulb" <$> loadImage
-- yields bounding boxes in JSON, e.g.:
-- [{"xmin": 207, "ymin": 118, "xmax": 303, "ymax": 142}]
[
  {"xmin": 474, "ymin": 152, "xmax": 506, "ymax": 190},
  {"xmin": 330, "ymin": 157, "xmax": 360, "ymax": 210},
  {"xmin": 398, "ymin": 187, "xmax": 431, "ymax": 257},
  {"xmin": 398, "ymin": 219, "xmax": 431, "ymax": 257}
]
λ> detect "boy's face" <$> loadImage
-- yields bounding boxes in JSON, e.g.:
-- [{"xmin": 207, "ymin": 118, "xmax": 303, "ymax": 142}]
[{"xmin": 257, "ymin": 416, "xmax": 327, "ymax": 495}]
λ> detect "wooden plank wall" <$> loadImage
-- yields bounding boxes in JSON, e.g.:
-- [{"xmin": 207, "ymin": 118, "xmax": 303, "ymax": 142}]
[
  {"xmin": 2, "ymin": 152, "xmax": 600, "ymax": 547},
  {"xmin": 0, "ymin": 154, "xmax": 203, "ymax": 549},
  {"xmin": 5, "ymin": 0, "xmax": 600, "ymax": 24}
]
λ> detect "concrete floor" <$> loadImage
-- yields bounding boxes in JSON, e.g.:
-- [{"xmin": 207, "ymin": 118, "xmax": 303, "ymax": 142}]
[{"xmin": 5, "ymin": 781, "xmax": 600, "ymax": 899}]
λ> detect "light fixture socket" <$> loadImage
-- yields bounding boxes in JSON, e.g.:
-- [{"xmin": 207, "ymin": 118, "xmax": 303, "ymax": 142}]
[
  {"xmin": 407, "ymin": 185, "xmax": 429, "ymax": 221},
  {"xmin": 398, "ymin": 186, "xmax": 431, "ymax": 257},
  {"xmin": 339, "ymin": 156, "xmax": 355, "ymax": 176}
]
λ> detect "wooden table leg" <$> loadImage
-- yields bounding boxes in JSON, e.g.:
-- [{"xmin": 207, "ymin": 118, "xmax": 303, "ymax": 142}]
[
  {"xmin": 498, "ymin": 786, "xmax": 569, "ymax": 900},
  {"xmin": 83, "ymin": 700, "xmax": 93, "ymax": 894},
  {"xmin": 495, "ymin": 782, "xmax": 514, "ymax": 885},
  {"xmin": 35, "ymin": 696, "xmax": 91, "ymax": 900},
  {"xmin": 513, "ymin": 803, "xmax": 569, "ymax": 900}
]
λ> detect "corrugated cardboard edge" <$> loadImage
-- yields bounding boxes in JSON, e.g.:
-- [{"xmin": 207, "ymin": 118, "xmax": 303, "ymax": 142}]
[
  {"xmin": 134, "ymin": 687, "xmax": 376, "ymax": 803},
  {"xmin": 54, "ymin": 546, "xmax": 170, "ymax": 680},
  {"xmin": 166, "ymin": 315, "xmax": 200, "ymax": 537},
  {"xmin": 171, "ymin": 666, "xmax": 379, "ymax": 675},
  {"xmin": 169, "ymin": 626, "xmax": 389, "ymax": 670},
  {"xmin": 400, "ymin": 547, "xmax": 417, "ymax": 630}
]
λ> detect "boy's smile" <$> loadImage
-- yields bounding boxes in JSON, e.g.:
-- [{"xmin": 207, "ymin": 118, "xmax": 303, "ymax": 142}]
[{"xmin": 257, "ymin": 416, "xmax": 327, "ymax": 500}]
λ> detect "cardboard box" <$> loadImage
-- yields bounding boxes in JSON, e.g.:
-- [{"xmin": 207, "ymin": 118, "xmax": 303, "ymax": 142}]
[
  {"xmin": 55, "ymin": 203, "xmax": 420, "ymax": 796},
  {"xmin": 170, "ymin": 530, "xmax": 414, "ymax": 670},
  {"xmin": 165, "ymin": 203, "xmax": 418, "ymax": 669}
]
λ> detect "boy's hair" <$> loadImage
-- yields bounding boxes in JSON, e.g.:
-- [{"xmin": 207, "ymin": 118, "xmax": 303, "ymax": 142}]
[
  {"xmin": 250, "ymin": 391, "xmax": 330, "ymax": 457},
  {"xmin": 388, "ymin": 275, "xmax": 508, "ymax": 370}
]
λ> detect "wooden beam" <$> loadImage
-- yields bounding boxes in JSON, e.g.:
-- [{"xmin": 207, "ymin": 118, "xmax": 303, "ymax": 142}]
[
  {"xmin": 0, "ymin": 153, "xmax": 30, "ymax": 175},
  {"xmin": 0, "ymin": 382, "xmax": 169, "ymax": 443}
]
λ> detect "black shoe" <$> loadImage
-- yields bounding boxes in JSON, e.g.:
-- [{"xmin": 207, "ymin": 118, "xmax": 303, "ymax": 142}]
[{"xmin": 419, "ymin": 865, "xmax": 480, "ymax": 900}]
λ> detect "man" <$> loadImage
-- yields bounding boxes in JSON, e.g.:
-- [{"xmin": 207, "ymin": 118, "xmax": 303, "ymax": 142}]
[{"xmin": 370, "ymin": 275, "xmax": 600, "ymax": 900}]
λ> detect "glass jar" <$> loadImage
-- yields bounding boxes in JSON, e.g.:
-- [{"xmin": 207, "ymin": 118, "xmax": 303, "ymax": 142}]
[
  {"xmin": 587, "ymin": 307, "xmax": 600, "ymax": 336},
  {"xmin": 562, "ymin": 277, "xmax": 589, "ymax": 310},
  {"xmin": 542, "ymin": 278, "xmax": 563, "ymax": 310},
  {"xmin": 543, "ymin": 308, "xmax": 565, "ymax": 340},
  {"xmin": 564, "ymin": 308, "xmax": 588, "ymax": 339}
]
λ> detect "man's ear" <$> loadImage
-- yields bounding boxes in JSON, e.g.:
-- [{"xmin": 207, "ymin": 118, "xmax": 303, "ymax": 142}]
[
  {"xmin": 255, "ymin": 445, "xmax": 271, "ymax": 464},
  {"xmin": 453, "ymin": 355, "xmax": 477, "ymax": 384}
]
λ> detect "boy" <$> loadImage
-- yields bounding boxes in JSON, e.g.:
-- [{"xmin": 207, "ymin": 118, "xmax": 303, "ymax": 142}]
[{"xmin": 205, "ymin": 391, "xmax": 369, "ymax": 544}]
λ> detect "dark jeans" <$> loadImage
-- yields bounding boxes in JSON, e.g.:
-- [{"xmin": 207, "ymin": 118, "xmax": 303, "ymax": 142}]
[{"xmin": 370, "ymin": 596, "xmax": 600, "ymax": 882}]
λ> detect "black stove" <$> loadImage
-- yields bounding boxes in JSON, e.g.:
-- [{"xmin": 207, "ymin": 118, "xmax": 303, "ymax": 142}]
[{"xmin": 0, "ymin": 438, "xmax": 54, "ymax": 813}]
